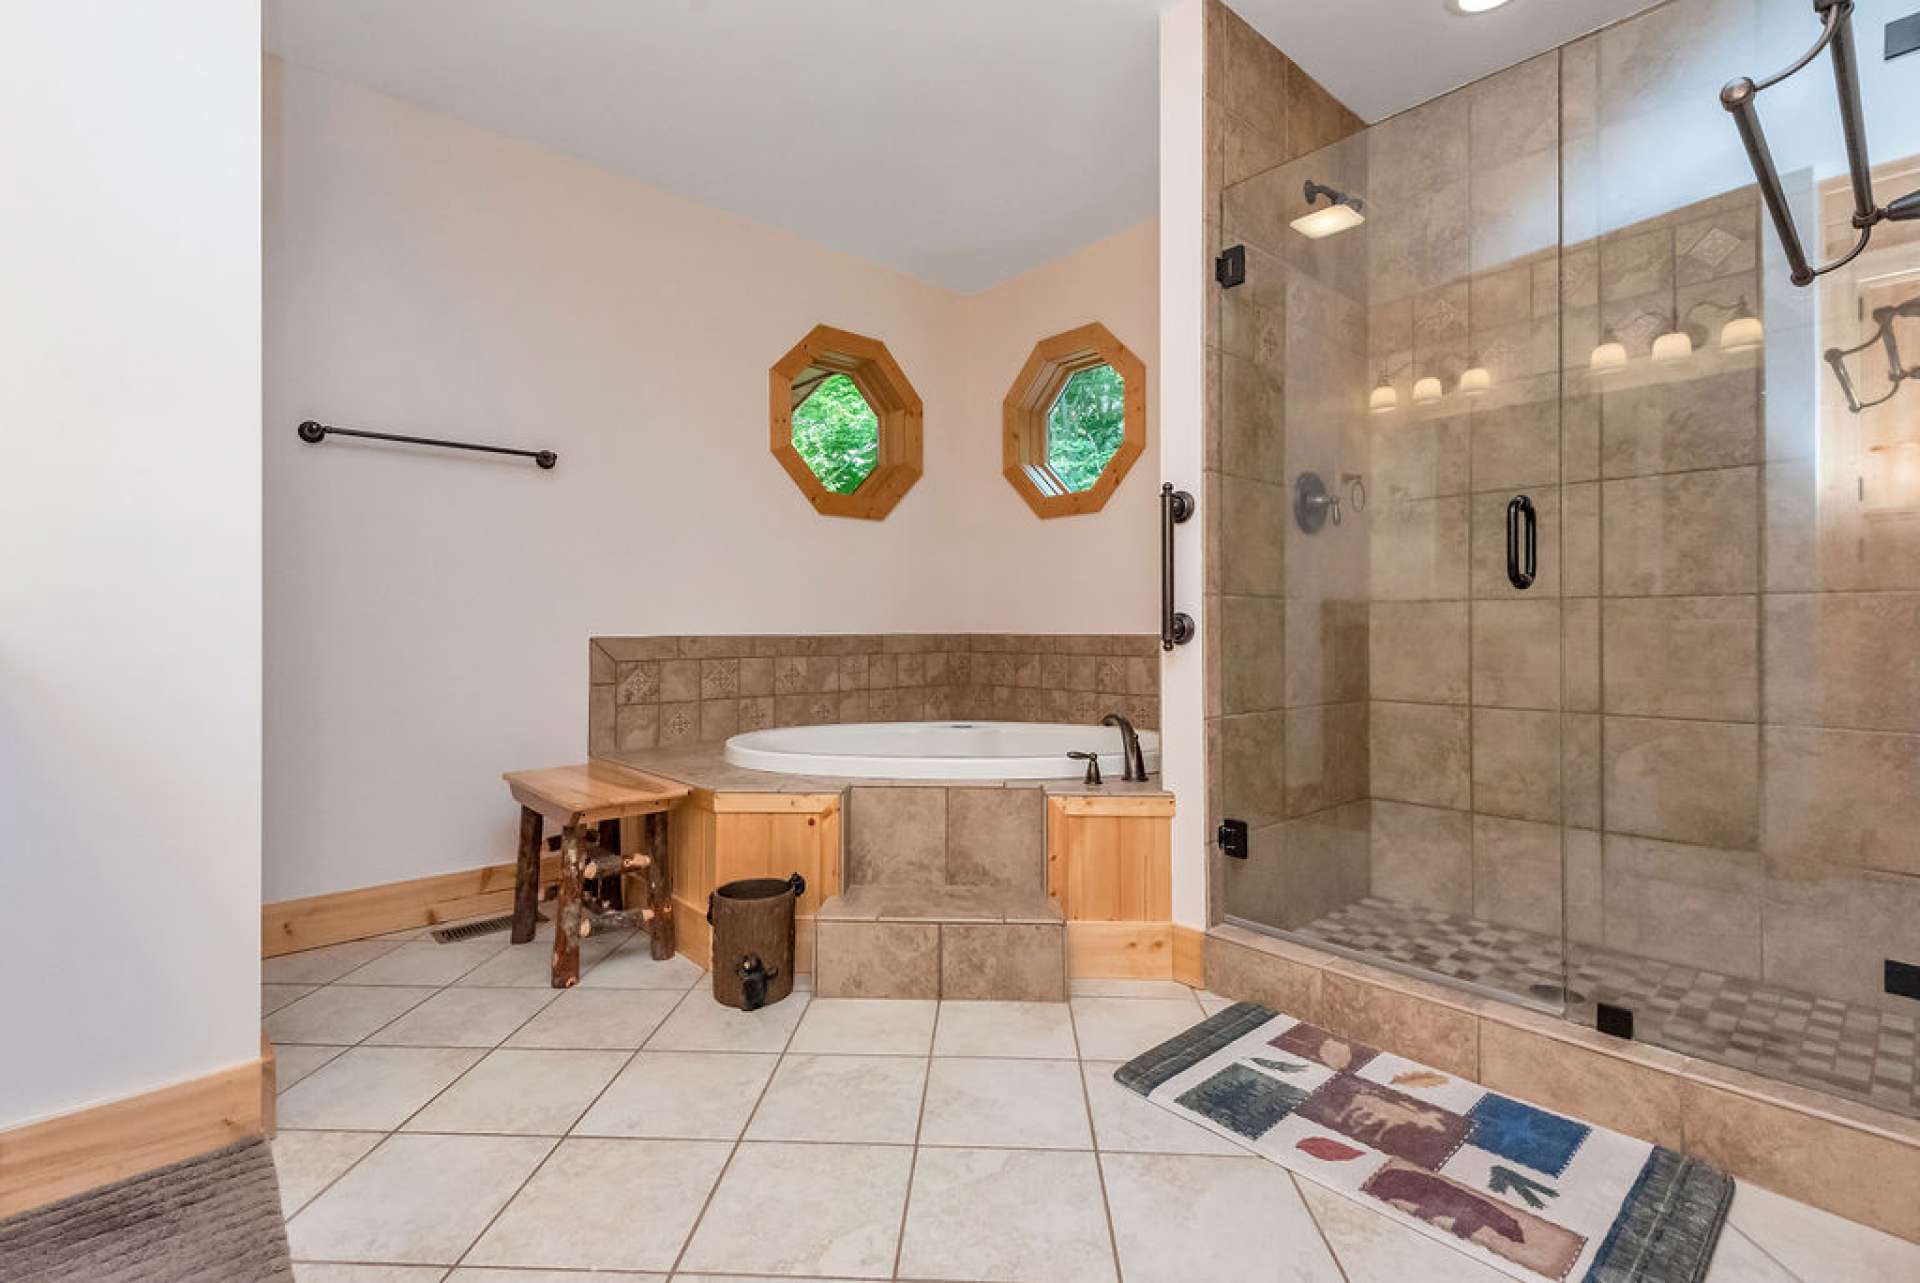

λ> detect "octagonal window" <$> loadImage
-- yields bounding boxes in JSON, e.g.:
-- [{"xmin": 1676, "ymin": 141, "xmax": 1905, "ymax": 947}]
[
  {"xmin": 770, "ymin": 325, "xmax": 923, "ymax": 519},
  {"xmin": 1044, "ymin": 363, "xmax": 1126, "ymax": 494},
  {"xmin": 791, "ymin": 373, "xmax": 879, "ymax": 494},
  {"xmin": 1002, "ymin": 322, "xmax": 1145, "ymax": 518}
]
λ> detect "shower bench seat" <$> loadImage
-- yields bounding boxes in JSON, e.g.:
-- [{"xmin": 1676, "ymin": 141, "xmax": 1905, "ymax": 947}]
[{"xmin": 502, "ymin": 761, "xmax": 689, "ymax": 987}]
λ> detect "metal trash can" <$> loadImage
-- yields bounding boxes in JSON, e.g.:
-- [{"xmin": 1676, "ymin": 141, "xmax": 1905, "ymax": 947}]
[{"xmin": 707, "ymin": 873, "xmax": 804, "ymax": 1010}]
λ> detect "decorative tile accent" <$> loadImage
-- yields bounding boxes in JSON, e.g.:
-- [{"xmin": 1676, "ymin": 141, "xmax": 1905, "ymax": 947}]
[{"xmin": 590, "ymin": 634, "xmax": 1158, "ymax": 750}]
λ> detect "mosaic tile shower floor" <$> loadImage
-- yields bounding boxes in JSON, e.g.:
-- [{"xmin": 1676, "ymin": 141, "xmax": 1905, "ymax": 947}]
[{"xmin": 1294, "ymin": 897, "xmax": 1919, "ymax": 1121}]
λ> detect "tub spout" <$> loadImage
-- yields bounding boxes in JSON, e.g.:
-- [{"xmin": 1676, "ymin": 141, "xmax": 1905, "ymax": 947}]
[{"xmin": 1101, "ymin": 713, "xmax": 1147, "ymax": 783}]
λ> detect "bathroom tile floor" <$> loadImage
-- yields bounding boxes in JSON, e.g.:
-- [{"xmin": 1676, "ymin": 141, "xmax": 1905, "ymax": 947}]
[
  {"xmin": 264, "ymin": 922, "xmax": 1919, "ymax": 1281},
  {"xmin": 1297, "ymin": 895, "xmax": 1920, "ymax": 1120}
]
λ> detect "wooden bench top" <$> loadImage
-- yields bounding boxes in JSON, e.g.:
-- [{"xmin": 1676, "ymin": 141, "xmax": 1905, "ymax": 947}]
[{"xmin": 503, "ymin": 761, "xmax": 690, "ymax": 825}]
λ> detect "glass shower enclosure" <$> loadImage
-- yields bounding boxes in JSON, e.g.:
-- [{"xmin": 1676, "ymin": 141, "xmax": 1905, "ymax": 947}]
[{"xmin": 1211, "ymin": 0, "xmax": 1920, "ymax": 1122}]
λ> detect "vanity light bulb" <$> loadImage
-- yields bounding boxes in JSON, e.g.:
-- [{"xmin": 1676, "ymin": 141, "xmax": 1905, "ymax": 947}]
[
  {"xmin": 1651, "ymin": 329, "xmax": 1694, "ymax": 364},
  {"xmin": 1720, "ymin": 314, "xmax": 1764, "ymax": 353},
  {"xmin": 1412, "ymin": 375, "xmax": 1444, "ymax": 404},
  {"xmin": 1368, "ymin": 382, "xmax": 1399, "ymax": 414},
  {"xmin": 1459, "ymin": 365, "xmax": 1492, "ymax": 397},
  {"xmin": 1589, "ymin": 339, "xmax": 1628, "ymax": 375}
]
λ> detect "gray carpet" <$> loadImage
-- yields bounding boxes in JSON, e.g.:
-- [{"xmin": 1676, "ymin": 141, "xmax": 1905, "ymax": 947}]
[{"xmin": 0, "ymin": 1138, "xmax": 292, "ymax": 1281}]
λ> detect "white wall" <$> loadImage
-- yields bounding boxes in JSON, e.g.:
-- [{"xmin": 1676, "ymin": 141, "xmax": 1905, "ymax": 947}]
[
  {"xmin": 1158, "ymin": 0, "xmax": 1209, "ymax": 930},
  {"xmin": 0, "ymin": 4, "xmax": 262, "ymax": 1127},
  {"xmin": 265, "ymin": 60, "xmax": 1158, "ymax": 902}
]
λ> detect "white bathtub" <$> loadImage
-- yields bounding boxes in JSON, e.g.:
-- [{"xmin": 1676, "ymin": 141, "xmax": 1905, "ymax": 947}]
[{"xmin": 723, "ymin": 720, "xmax": 1161, "ymax": 781}]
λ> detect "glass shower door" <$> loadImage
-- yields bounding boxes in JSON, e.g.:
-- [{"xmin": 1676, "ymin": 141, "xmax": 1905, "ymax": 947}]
[{"xmin": 1212, "ymin": 59, "xmax": 1573, "ymax": 1014}]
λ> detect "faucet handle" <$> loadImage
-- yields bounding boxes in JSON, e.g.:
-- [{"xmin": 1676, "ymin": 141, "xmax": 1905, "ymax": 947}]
[{"xmin": 1067, "ymin": 750, "xmax": 1103, "ymax": 787}]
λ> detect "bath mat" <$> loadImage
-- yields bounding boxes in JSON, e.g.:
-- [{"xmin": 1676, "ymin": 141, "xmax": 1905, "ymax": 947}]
[
  {"xmin": 0, "ymin": 1138, "xmax": 292, "ymax": 1281},
  {"xmin": 1116, "ymin": 1004, "xmax": 1731, "ymax": 1283}
]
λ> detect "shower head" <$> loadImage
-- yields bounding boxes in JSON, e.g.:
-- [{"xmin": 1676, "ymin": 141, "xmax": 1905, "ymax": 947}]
[{"xmin": 1291, "ymin": 181, "xmax": 1366, "ymax": 239}]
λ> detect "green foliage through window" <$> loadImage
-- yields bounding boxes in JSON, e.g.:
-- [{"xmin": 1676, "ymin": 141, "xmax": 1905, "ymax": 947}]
[
  {"xmin": 791, "ymin": 374, "xmax": 879, "ymax": 494},
  {"xmin": 1045, "ymin": 364, "xmax": 1126, "ymax": 493}
]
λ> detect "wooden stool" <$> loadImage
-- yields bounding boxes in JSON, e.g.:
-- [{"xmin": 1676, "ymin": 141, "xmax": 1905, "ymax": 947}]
[{"xmin": 502, "ymin": 762, "xmax": 690, "ymax": 987}]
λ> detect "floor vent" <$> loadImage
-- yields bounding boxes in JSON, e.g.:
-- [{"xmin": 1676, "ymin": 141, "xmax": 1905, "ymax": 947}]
[{"xmin": 432, "ymin": 912, "xmax": 537, "ymax": 944}]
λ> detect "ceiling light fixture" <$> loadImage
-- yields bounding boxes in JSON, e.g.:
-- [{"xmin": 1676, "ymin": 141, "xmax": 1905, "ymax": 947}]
[
  {"xmin": 1589, "ymin": 330, "xmax": 1628, "ymax": 375},
  {"xmin": 1448, "ymin": 0, "xmax": 1514, "ymax": 13},
  {"xmin": 1291, "ymin": 180, "xmax": 1366, "ymax": 239},
  {"xmin": 1412, "ymin": 375, "xmax": 1445, "ymax": 405},
  {"xmin": 1459, "ymin": 358, "xmax": 1492, "ymax": 397}
]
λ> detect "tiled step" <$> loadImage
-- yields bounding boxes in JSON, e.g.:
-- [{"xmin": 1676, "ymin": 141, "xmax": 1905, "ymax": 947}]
[{"xmin": 815, "ymin": 883, "xmax": 1065, "ymax": 1001}]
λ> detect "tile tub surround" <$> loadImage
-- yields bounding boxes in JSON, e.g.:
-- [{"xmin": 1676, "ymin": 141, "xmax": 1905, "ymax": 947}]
[
  {"xmin": 589, "ymin": 633, "xmax": 1159, "ymax": 756},
  {"xmin": 1203, "ymin": 923, "xmax": 1920, "ymax": 1244}
]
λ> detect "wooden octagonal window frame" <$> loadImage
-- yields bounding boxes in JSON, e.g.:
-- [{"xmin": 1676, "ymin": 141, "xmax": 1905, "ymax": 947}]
[
  {"xmin": 1002, "ymin": 321, "xmax": 1146, "ymax": 518},
  {"xmin": 770, "ymin": 324, "xmax": 923, "ymax": 520}
]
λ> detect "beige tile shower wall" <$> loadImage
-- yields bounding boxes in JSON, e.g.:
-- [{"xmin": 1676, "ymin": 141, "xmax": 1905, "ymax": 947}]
[
  {"xmin": 587, "ymin": 634, "xmax": 1159, "ymax": 754},
  {"xmin": 1202, "ymin": 0, "xmax": 1367, "ymax": 929},
  {"xmin": 1362, "ymin": 53, "xmax": 1574, "ymax": 950}
]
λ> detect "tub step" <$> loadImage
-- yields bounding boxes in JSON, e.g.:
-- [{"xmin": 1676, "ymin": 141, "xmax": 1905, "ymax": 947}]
[{"xmin": 814, "ymin": 884, "xmax": 1064, "ymax": 1001}]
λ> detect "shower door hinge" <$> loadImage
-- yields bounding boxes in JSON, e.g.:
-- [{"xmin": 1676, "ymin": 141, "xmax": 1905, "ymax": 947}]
[
  {"xmin": 1217, "ymin": 819, "xmax": 1249, "ymax": 859},
  {"xmin": 1596, "ymin": 1002, "xmax": 1634, "ymax": 1040},
  {"xmin": 1215, "ymin": 245, "xmax": 1246, "ymax": 289}
]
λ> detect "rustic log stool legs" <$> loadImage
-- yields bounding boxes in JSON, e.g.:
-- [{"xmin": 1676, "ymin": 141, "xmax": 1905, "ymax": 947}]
[{"xmin": 501, "ymin": 762, "xmax": 689, "ymax": 988}]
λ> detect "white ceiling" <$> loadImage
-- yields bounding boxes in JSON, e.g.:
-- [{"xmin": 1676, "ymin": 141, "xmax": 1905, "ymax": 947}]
[
  {"xmin": 267, "ymin": 0, "xmax": 1666, "ymax": 293},
  {"xmin": 1235, "ymin": 0, "xmax": 1665, "ymax": 125},
  {"xmin": 265, "ymin": 0, "xmax": 1166, "ymax": 293}
]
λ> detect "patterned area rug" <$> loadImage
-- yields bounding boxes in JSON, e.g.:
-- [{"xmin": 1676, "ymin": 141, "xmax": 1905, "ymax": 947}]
[
  {"xmin": 0, "ymin": 1139, "xmax": 292, "ymax": 1282},
  {"xmin": 1117, "ymin": 1004, "xmax": 1731, "ymax": 1283}
]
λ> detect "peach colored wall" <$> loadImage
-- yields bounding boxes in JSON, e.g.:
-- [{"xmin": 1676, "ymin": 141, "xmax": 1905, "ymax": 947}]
[{"xmin": 265, "ymin": 58, "xmax": 1157, "ymax": 901}]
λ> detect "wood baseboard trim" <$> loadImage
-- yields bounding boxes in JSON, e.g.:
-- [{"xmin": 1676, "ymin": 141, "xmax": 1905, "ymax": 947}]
[
  {"xmin": 0, "ymin": 1057, "xmax": 268, "ymax": 1220},
  {"xmin": 1066, "ymin": 921, "xmax": 1173, "ymax": 979},
  {"xmin": 263, "ymin": 855, "xmax": 562, "ymax": 958},
  {"xmin": 1171, "ymin": 924, "xmax": 1206, "ymax": 988}
]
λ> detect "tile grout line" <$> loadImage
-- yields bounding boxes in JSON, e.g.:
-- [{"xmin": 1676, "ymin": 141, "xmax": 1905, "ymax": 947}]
[
  {"xmin": 889, "ymin": 1000, "xmax": 941, "ymax": 1279},
  {"xmin": 661, "ymin": 984, "xmax": 814, "ymax": 1277},
  {"xmin": 278, "ymin": 930, "xmax": 659, "ymax": 1255},
  {"xmin": 444, "ymin": 978, "xmax": 704, "ymax": 1272},
  {"xmin": 1286, "ymin": 1169, "xmax": 1354, "ymax": 1283},
  {"xmin": 1073, "ymin": 1000, "xmax": 1129, "ymax": 1283}
]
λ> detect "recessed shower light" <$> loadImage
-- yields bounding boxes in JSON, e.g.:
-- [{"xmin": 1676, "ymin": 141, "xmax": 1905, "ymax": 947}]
[{"xmin": 1448, "ymin": 0, "xmax": 1514, "ymax": 13}]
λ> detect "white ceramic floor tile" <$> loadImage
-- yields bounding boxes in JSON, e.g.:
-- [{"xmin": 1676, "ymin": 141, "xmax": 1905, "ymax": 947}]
[
  {"xmin": 276, "ymin": 1046, "xmax": 485, "ymax": 1131},
  {"xmin": 1103, "ymin": 1153, "xmax": 1341, "ymax": 1283},
  {"xmin": 932, "ymin": 1000, "xmax": 1078, "ymax": 1059},
  {"xmin": 505, "ymin": 988, "xmax": 686, "ymax": 1050},
  {"xmin": 264, "ymin": 940, "xmax": 404, "ymax": 986},
  {"xmin": 449, "ymin": 1271, "xmax": 662, "ymax": 1282},
  {"xmin": 574, "ymin": 1051, "xmax": 778, "ymax": 1140},
  {"xmin": 449, "ymin": 1271, "xmax": 660, "ymax": 1281},
  {"xmin": 287, "ymin": 1133, "xmax": 552, "ymax": 1265},
  {"xmin": 745, "ymin": 1053, "xmax": 927, "ymax": 1144},
  {"xmin": 1068, "ymin": 996, "xmax": 1207, "ymax": 1061},
  {"xmin": 898, "ymin": 1147, "xmax": 1116, "ymax": 1283},
  {"xmin": 265, "ymin": 983, "xmax": 319, "ymax": 1015},
  {"xmin": 365, "ymin": 987, "xmax": 557, "ymax": 1048},
  {"xmin": 1079, "ymin": 1060, "xmax": 1243, "ymax": 1156},
  {"xmin": 403, "ymin": 1048, "xmax": 628, "ymax": 1135},
  {"xmin": 336, "ymin": 939, "xmax": 511, "ymax": 987},
  {"xmin": 917, "ymin": 1057, "xmax": 1091, "ymax": 1150},
  {"xmin": 678, "ymin": 1142, "xmax": 914, "ymax": 1278},
  {"xmin": 1702, "ymin": 1227, "xmax": 1800, "ymax": 1283},
  {"xmin": 265, "ymin": 986, "xmax": 439, "ymax": 1046},
  {"xmin": 455, "ymin": 932, "xmax": 625, "ymax": 987},
  {"xmin": 1069, "ymin": 979, "xmax": 1204, "ymax": 1001},
  {"xmin": 1727, "ymin": 1178, "xmax": 1920, "ymax": 1282},
  {"xmin": 579, "ymin": 940, "xmax": 707, "ymax": 990},
  {"xmin": 275, "ymin": 1044, "xmax": 351, "ymax": 1092},
  {"xmin": 292, "ymin": 1266, "xmax": 447, "ymax": 1282},
  {"xmin": 1296, "ymin": 1179, "xmax": 1508, "ymax": 1281},
  {"xmin": 271, "ymin": 1130, "xmax": 384, "ymax": 1217},
  {"xmin": 787, "ymin": 997, "xmax": 937, "ymax": 1055},
  {"xmin": 646, "ymin": 991, "xmax": 809, "ymax": 1053},
  {"xmin": 465, "ymin": 1137, "xmax": 730, "ymax": 1272},
  {"xmin": 1196, "ymin": 989, "xmax": 1236, "ymax": 1015}
]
